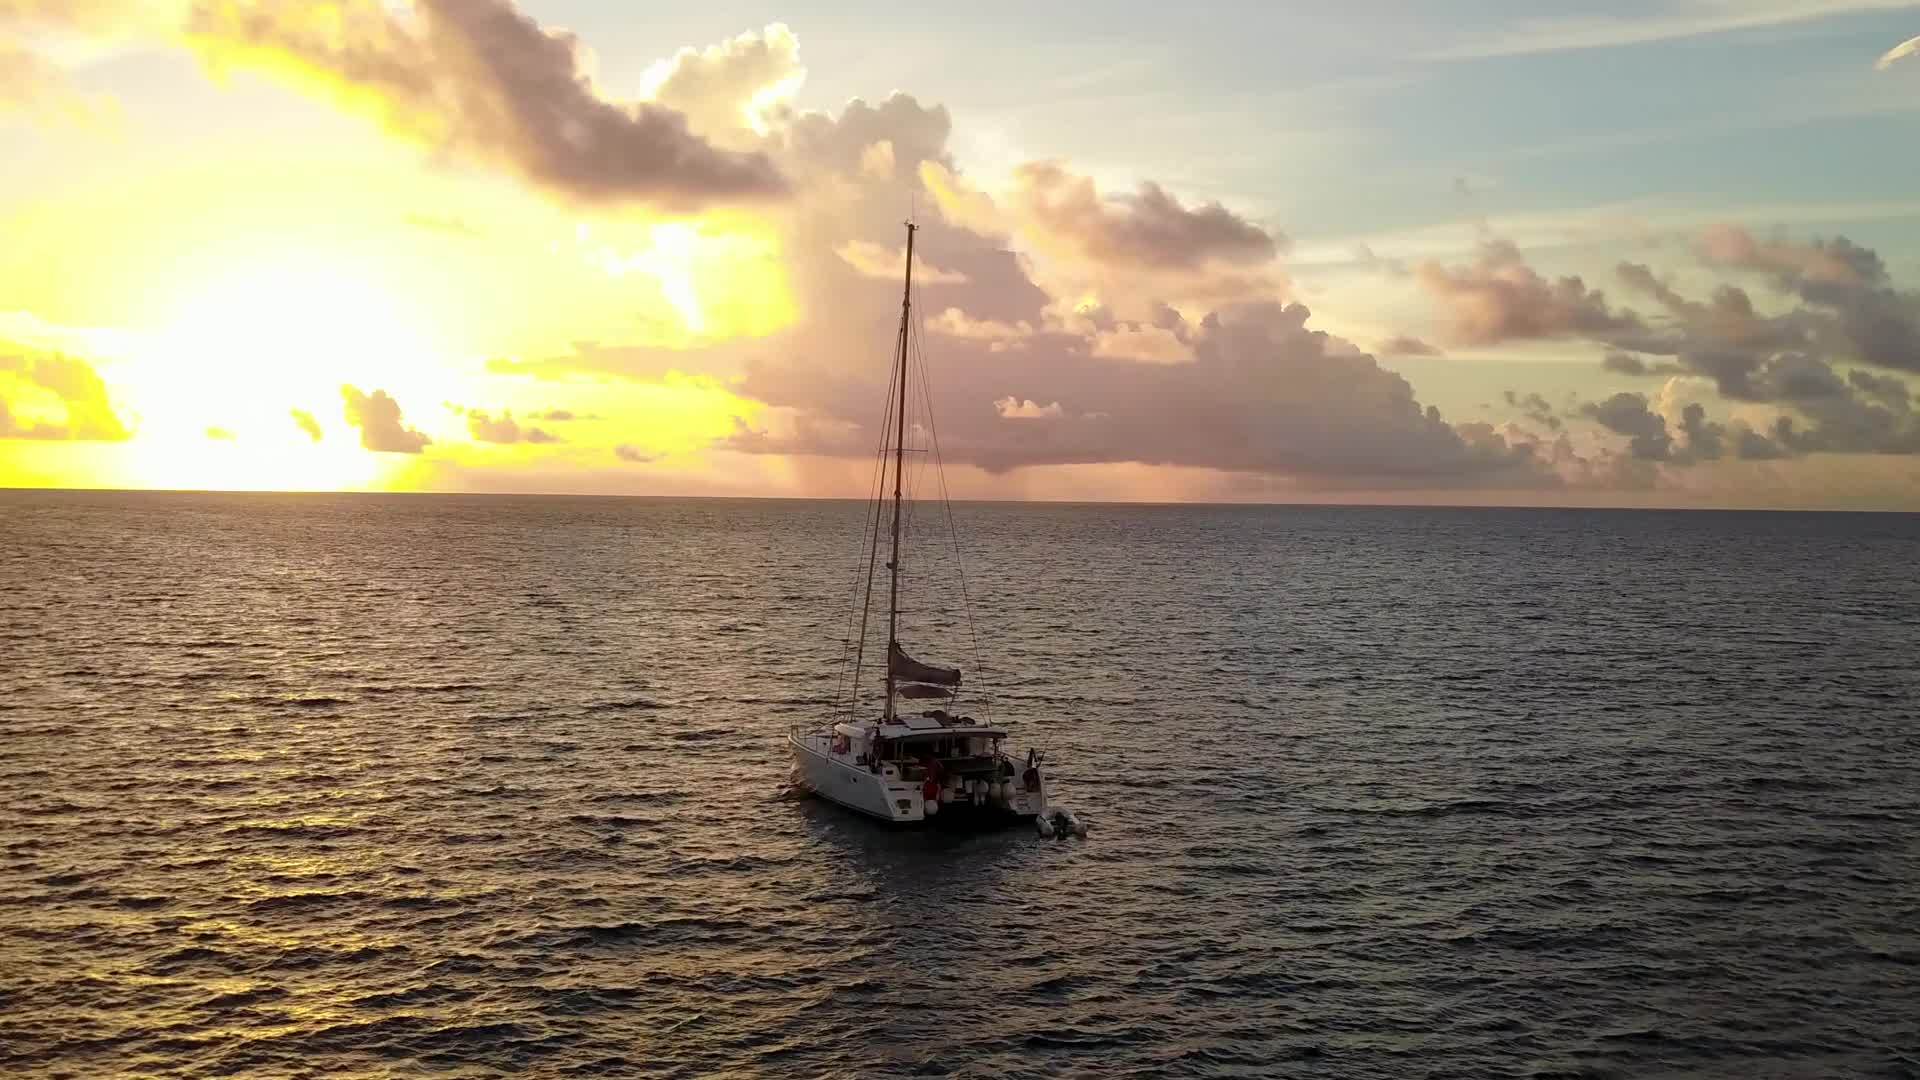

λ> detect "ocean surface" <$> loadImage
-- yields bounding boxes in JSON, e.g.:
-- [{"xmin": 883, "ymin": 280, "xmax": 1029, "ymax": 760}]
[{"xmin": 2, "ymin": 490, "xmax": 1917, "ymax": 1079}]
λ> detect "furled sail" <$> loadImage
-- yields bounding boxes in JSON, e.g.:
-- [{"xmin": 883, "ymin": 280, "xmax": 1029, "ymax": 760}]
[
  {"xmin": 895, "ymin": 682, "xmax": 953, "ymax": 700},
  {"xmin": 889, "ymin": 642, "xmax": 960, "ymax": 687}
]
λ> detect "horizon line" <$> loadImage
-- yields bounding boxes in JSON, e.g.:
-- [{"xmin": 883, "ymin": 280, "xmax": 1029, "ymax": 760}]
[{"xmin": 4, "ymin": 485, "xmax": 1917, "ymax": 516}]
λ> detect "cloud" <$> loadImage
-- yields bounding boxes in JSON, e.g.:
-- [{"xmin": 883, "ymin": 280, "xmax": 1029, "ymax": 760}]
[
  {"xmin": 1003, "ymin": 162, "xmax": 1282, "ymax": 271},
  {"xmin": 638, "ymin": 22, "xmax": 803, "ymax": 142},
  {"xmin": 614, "ymin": 444, "xmax": 657, "ymax": 463},
  {"xmin": 1602, "ymin": 350, "xmax": 1685, "ymax": 376},
  {"xmin": 487, "ymin": 340, "xmax": 701, "ymax": 381},
  {"xmin": 1695, "ymin": 226, "xmax": 1920, "ymax": 377},
  {"xmin": 923, "ymin": 158, "xmax": 1288, "ymax": 321},
  {"xmin": 465, "ymin": 407, "xmax": 559, "ymax": 445},
  {"xmin": 927, "ymin": 308, "xmax": 1033, "ymax": 343},
  {"xmin": 835, "ymin": 240, "xmax": 968, "ymax": 284},
  {"xmin": 993, "ymin": 397, "xmax": 1064, "ymax": 420},
  {"xmin": 738, "ymin": 299, "xmax": 1549, "ymax": 484},
  {"xmin": 1573, "ymin": 390, "xmax": 1791, "ymax": 465},
  {"xmin": 1504, "ymin": 390, "xmax": 1563, "ymax": 432},
  {"xmin": 0, "ymin": 350, "xmax": 130, "ymax": 440},
  {"xmin": 1875, "ymin": 33, "xmax": 1920, "ymax": 71},
  {"xmin": 340, "ymin": 385, "xmax": 429, "ymax": 453},
  {"xmin": 1378, "ymin": 335, "xmax": 1443, "ymax": 357},
  {"xmin": 1583, "ymin": 392, "xmax": 1673, "ymax": 461},
  {"xmin": 1695, "ymin": 224, "xmax": 1880, "ymax": 288},
  {"xmin": 1441, "ymin": 229, "xmax": 1920, "ymax": 463},
  {"xmin": 1416, "ymin": 238, "xmax": 1652, "ymax": 347},
  {"xmin": 184, "ymin": 0, "xmax": 786, "ymax": 209},
  {"xmin": 204, "ymin": 425, "xmax": 234, "ymax": 440},
  {"xmin": 1426, "ymin": 2, "xmax": 1920, "ymax": 61},
  {"xmin": 291, "ymin": 407, "xmax": 322, "ymax": 441},
  {"xmin": 1090, "ymin": 323, "xmax": 1191, "ymax": 364}
]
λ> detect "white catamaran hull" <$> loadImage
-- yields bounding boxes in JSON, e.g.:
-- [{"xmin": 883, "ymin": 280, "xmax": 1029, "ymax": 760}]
[{"xmin": 790, "ymin": 732, "xmax": 1044, "ymax": 826}]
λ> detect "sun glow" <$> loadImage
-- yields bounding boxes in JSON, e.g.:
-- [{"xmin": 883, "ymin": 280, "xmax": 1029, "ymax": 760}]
[
  {"xmin": 591, "ymin": 221, "xmax": 795, "ymax": 343},
  {"xmin": 109, "ymin": 259, "xmax": 455, "ymax": 491}
]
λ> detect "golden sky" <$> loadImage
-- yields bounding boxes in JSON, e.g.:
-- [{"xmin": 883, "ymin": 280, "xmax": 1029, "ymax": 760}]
[{"xmin": 5, "ymin": 1, "xmax": 1920, "ymax": 507}]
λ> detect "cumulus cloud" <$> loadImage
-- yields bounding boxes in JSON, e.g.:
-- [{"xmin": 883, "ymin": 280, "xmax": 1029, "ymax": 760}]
[
  {"xmin": 1419, "ymin": 231, "xmax": 1920, "ymax": 465},
  {"xmin": 923, "ymin": 158, "xmax": 1288, "ymax": 321},
  {"xmin": 465, "ymin": 407, "xmax": 559, "ymax": 445},
  {"xmin": 0, "ymin": 351, "xmax": 130, "ymax": 440},
  {"xmin": 1001, "ymin": 162, "xmax": 1281, "ymax": 271},
  {"xmin": 1091, "ymin": 323, "xmax": 1191, "ymax": 364},
  {"xmin": 340, "ymin": 385, "xmax": 429, "ymax": 453},
  {"xmin": 1694, "ymin": 226, "xmax": 1920, "ymax": 377},
  {"xmin": 291, "ymin": 407, "xmax": 322, "ymax": 441},
  {"xmin": 1416, "ymin": 238, "xmax": 1652, "ymax": 347},
  {"xmin": 1572, "ymin": 390, "xmax": 1789, "ymax": 465},
  {"xmin": 993, "ymin": 397, "xmax": 1064, "ymax": 420},
  {"xmin": 1582, "ymin": 392, "xmax": 1673, "ymax": 461},
  {"xmin": 1378, "ymin": 335, "xmax": 1442, "ymax": 357},
  {"xmin": 739, "ymin": 299, "xmax": 1548, "ymax": 484},
  {"xmin": 638, "ymin": 22, "xmax": 802, "ymax": 143},
  {"xmin": 183, "ymin": 0, "xmax": 786, "ymax": 208}
]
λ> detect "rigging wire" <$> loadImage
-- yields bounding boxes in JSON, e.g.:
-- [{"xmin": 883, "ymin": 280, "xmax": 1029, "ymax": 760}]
[
  {"xmin": 840, "ymin": 330, "xmax": 901, "ymax": 723},
  {"xmin": 908, "ymin": 289, "xmax": 991, "ymax": 724}
]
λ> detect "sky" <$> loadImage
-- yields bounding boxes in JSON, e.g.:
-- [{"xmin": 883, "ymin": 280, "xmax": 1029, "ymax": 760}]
[{"xmin": 4, "ymin": 1, "xmax": 1920, "ymax": 507}]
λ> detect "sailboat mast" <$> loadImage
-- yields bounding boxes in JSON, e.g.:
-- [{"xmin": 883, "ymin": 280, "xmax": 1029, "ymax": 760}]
[{"xmin": 884, "ymin": 221, "xmax": 917, "ymax": 721}]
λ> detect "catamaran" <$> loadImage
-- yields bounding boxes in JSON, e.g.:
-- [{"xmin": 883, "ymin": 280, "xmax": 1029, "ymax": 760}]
[{"xmin": 788, "ymin": 222, "xmax": 1049, "ymax": 826}]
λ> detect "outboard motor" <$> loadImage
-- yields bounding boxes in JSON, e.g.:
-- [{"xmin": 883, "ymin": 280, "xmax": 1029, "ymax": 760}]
[{"xmin": 1056, "ymin": 806, "xmax": 1088, "ymax": 838}]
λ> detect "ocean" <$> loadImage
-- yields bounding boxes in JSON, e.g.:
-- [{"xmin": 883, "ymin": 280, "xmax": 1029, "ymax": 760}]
[{"xmin": 2, "ymin": 490, "xmax": 1916, "ymax": 1078}]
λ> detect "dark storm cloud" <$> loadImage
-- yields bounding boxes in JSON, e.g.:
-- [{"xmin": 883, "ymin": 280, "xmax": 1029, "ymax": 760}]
[
  {"xmin": 186, "ymin": 0, "xmax": 787, "ymax": 208},
  {"xmin": 340, "ymin": 385, "xmax": 429, "ymax": 454}
]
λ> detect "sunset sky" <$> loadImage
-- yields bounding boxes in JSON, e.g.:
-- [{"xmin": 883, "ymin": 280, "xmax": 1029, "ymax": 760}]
[{"xmin": 4, "ymin": 1, "xmax": 1920, "ymax": 506}]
